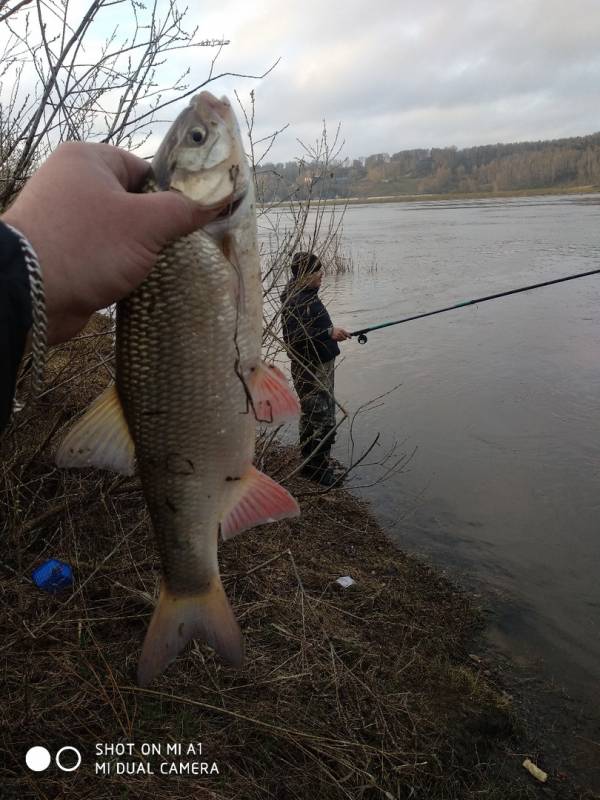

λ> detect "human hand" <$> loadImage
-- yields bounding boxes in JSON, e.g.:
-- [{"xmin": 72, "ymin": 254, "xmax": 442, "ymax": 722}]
[
  {"xmin": 331, "ymin": 326, "xmax": 352, "ymax": 342},
  {"xmin": 2, "ymin": 142, "xmax": 224, "ymax": 345}
]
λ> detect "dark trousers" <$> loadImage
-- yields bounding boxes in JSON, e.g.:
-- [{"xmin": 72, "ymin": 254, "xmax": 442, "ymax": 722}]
[{"xmin": 291, "ymin": 357, "xmax": 336, "ymax": 465}]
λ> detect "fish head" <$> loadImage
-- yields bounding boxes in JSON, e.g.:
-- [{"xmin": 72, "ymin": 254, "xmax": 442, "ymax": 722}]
[{"xmin": 152, "ymin": 91, "xmax": 250, "ymax": 213}]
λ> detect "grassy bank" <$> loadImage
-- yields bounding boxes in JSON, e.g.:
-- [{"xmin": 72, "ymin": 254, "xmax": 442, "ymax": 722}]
[
  {"xmin": 1, "ymin": 317, "xmax": 596, "ymax": 799},
  {"xmin": 263, "ymin": 184, "xmax": 600, "ymax": 209}
]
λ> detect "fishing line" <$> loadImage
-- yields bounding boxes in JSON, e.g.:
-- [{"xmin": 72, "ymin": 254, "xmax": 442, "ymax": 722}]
[{"xmin": 350, "ymin": 267, "xmax": 600, "ymax": 344}]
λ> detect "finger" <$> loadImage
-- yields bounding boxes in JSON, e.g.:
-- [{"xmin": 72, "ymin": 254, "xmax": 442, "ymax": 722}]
[
  {"xmin": 130, "ymin": 190, "xmax": 221, "ymax": 242},
  {"xmin": 94, "ymin": 143, "xmax": 152, "ymax": 191}
]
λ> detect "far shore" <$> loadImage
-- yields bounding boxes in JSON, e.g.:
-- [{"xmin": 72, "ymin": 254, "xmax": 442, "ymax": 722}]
[{"xmin": 261, "ymin": 183, "xmax": 600, "ymax": 209}]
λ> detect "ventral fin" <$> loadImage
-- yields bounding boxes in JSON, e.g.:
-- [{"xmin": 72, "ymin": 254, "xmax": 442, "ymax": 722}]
[
  {"xmin": 221, "ymin": 465, "xmax": 300, "ymax": 540},
  {"xmin": 55, "ymin": 383, "xmax": 135, "ymax": 475},
  {"xmin": 247, "ymin": 362, "xmax": 300, "ymax": 425},
  {"xmin": 137, "ymin": 579, "xmax": 243, "ymax": 687}
]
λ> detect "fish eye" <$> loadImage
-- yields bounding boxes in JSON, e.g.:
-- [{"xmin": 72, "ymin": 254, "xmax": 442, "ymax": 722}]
[{"xmin": 190, "ymin": 125, "xmax": 208, "ymax": 144}]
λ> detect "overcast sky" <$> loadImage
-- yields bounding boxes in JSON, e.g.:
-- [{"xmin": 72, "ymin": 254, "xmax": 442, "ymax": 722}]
[
  {"xmin": 179, "ymin": 0, "xmax": 600, "ymax": 163},
  {"xmin": 8, "ymin": 0, "xmax": 599, "ymax": 164}
]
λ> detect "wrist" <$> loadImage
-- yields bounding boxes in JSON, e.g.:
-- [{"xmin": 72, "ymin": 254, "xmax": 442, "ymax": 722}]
[
  {"xmin": 0, "ymin": 220, "xmax": 48, "ymax": 395},
  {"xmin": 2, "ymin": 209, "xmax": 86, "ymax": 345}
]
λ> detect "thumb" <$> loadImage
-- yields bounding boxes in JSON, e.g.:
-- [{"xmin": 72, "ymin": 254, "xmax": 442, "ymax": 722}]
[{"xmin": 131, "ymin": 189, "xmax": 220, "ymax": 244}]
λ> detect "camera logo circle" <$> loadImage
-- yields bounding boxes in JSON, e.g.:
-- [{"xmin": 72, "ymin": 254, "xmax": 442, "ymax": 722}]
[
  {"xmin": 25, "ymin": 746, "xmax": 51, "ymax": 772},
  {"xmin": 55, "ymin": 746, "xmax": 82, "ymax": 772},
  {"xmin": 25, "ymin": 745, "xmax": 82, "ymax": 772}
]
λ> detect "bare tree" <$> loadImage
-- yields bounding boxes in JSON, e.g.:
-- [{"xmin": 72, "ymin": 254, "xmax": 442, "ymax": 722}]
[{"xmin": 0, "ymin": 0, "xmax": 277, "ymax": 208}]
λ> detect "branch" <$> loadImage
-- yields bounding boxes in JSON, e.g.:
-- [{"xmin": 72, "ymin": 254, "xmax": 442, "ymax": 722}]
[
  {"xmin": 101, "ymin": 59, "xmax": 281, "ymax": 144},
  {"xmin": 0, "ymin": 0, "xmax": 33, "ymax": 23}
]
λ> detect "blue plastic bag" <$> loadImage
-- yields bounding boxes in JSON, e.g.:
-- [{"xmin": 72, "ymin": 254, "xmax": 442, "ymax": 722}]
[{"xmin": 32, "ymin": 559, "xmax": 73, "ymax": 592}]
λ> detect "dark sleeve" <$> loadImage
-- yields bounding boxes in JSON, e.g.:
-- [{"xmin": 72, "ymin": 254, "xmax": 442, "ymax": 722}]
[
  {"xmin": 0, "ymin": 221, "xmax": 32, "ymax": 433},
  {"xmin": 306, "ymin": 297, "xmax": 333, "ymax": 343}
]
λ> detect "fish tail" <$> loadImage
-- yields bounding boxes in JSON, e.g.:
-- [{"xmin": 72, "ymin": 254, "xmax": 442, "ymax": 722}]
[{"xmin": 137, "ymin": 579, "xmax": 243, "ymax": 687}]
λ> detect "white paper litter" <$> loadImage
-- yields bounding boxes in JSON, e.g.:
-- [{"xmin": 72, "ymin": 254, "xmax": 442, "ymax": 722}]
[{"xmin": 522, "ymin": 758, "xmax": 548, "ymax": 783}]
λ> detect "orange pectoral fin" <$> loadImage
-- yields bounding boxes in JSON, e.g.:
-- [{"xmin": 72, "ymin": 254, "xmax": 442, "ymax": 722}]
[
  {"xmin": 247, "ymin": 362, "xmax": 300, "ymax": 425},
  {"xmin": 221, "ymin": 466, "xmax": 300, "ymax": 540}
]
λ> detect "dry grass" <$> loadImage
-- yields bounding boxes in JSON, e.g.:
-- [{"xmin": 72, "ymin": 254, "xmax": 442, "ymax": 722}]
[{"xmin": 0, "ymin": 315, "xmax": 579, "ymax": 800}]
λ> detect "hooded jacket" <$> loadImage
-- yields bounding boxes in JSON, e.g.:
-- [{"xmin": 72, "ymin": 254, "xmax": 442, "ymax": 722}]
[
  {"xmin": 0, "ymin": 221, "xmax": 32, "ymax": 432},
  {"xmin": 280, "ymin": 283, "xmax": 340, "ymax": 365}
]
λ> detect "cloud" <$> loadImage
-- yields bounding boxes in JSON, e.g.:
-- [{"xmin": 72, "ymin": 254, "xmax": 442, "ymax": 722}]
[
  {"xmin": 180, "ymin": 0, "xmax": 600, "ymax": 162},
  {"xmin": 4, "ymin": 0, "xmax": 598, "ymax": 163}
]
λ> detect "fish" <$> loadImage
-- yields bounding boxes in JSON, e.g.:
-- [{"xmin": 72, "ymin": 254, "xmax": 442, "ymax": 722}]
[{"xmin": 56, "ymin": 91, "xmax": 301, "ymax": 686}]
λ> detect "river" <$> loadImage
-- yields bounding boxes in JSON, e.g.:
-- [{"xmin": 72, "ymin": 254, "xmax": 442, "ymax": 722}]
[{"xmin": 266, "ymin": 193, "xmax": 600, "ymax": 707}]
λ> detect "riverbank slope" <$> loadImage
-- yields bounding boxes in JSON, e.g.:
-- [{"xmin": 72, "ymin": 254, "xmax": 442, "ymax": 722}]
[{"xmin": 1, "ymin": 316, "xmax": 596, "ymax": 799}]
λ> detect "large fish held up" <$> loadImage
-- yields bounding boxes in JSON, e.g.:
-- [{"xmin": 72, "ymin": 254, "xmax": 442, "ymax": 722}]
[{"xmin": 56, "ymin": 92, "xmax": 300, "ymax": 686}]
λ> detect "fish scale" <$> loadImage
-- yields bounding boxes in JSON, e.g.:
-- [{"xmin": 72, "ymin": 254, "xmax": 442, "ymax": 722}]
[{"xmin": 117, "ymin": 222, "xmax": 244, "ymax": 594}]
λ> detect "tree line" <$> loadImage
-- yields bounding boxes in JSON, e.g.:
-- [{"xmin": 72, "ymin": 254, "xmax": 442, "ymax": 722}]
[{"xmin": 256, "ymin": 131, "xmax": 600, "ymax": 202}]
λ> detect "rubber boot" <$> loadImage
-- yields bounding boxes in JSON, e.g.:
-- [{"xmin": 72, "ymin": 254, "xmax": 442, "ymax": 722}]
[
  {"xmin": 301, "ymin": 458, "xmax": 337, "ymax": 487},
  {"xmin": 300, "ymin": 441, "xmax": 338, "ymax": 487}
]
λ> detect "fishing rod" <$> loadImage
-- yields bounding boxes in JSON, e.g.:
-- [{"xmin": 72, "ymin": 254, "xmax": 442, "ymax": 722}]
[{"xmin": 350, "ymin": 267, "xmax": 600, "ymax": 344}]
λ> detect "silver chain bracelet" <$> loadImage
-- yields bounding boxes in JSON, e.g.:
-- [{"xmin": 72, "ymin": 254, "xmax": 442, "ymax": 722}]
[{"xmin": 4, "ymin": 222, "xmax": 48, "ymax": 399}]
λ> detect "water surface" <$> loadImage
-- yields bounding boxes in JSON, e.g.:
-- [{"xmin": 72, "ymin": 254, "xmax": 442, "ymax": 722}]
[{"xmin": 269, "ymin": 194, "xmax": 600, "ymax": 703}]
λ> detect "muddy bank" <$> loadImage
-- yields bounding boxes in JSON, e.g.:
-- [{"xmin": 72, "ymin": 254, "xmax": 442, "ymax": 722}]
[{"xmin": 0, "ymin": 317, "xmax": 597, "ymax": 799}]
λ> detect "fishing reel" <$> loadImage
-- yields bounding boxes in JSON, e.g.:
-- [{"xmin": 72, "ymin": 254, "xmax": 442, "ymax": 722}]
[{"xmin": 357, "ymin": 333, "xmax": 368, "ymax": 345}]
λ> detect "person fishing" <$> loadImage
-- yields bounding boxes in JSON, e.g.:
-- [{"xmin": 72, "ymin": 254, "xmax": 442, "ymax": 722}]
[{"xmin": 280, "ymin": 251, "xmax": 351, "ymax": 487}]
